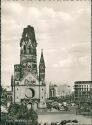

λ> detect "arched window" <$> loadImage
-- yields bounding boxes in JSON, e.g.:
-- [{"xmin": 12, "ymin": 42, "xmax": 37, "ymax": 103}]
[
  {"xmin": 24, "ymin": 45, "xmax": 26, "ymax": 54},
  {"xmin": 27, "ymin": 45, "xmax": 32, "ymax": 54},
  {"xmin": 33, "ymin": 48, "xmax": 36, "ymax": 55},
  {"xmin": 29, "ymin": 46, "xmax": 31, "ymax": 54}
]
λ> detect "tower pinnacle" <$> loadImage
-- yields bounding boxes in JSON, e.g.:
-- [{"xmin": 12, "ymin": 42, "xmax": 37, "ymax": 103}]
[
  {"xmin": 39, "ymin": 49, "xmax": 45, "ymax": 85},
  {"xmin": 39, "ymin": 49, "xmax": 45, "ymax": 67}
]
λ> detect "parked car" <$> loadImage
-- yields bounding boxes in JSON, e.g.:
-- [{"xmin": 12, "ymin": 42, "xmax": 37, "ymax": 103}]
[
  {"xmin": 64, "ymin": 106, "xmax": 69, "ymax": 111},
  {"xmin": 56, "ymin": 122, "xmax": 60, "ymax": 125},
  {"xmin": 59, "ymin": 106, "xmax": 65, "ymax": 111},
  {"xmin": 71, "ymin": 103, "xmax": 76, "ymax": 106}
]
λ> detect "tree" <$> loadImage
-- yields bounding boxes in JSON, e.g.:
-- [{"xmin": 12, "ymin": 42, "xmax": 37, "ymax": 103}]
[
  {"xmin": 26, "ymin": 108, "xmax": 38, "ymax": 125},
  {"xmin": 1, "ymin": 88, "xmax": 7, "ymax": 107},
  {"xmin": 46, "ymin": 102, "xmax": 52, "ymax": 110},
  {"xmin": 8, "ymin": 103, "xmax": 28, "ymax": 120},
  {"xmin": 8, "ymin": 103, "xmax": 38, "ymax": 125}
]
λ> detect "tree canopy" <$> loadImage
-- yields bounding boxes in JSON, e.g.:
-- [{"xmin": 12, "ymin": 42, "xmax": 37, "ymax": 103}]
[
  {"xmin": 1, "ymin": 88, "xmax": 7, "ymax": 107},
  {"xmin": 8, "ymin": 103, "xmax": 38, "ymax": 125},
  {"xmin": 8, "ymin": 103, "xmax": 28, "ymax": 120}
]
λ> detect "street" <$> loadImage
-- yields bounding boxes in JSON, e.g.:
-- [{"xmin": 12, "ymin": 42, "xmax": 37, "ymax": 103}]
[{"xmin": 38, "ymin": 113, "xmax": 92, "ymax": 124}]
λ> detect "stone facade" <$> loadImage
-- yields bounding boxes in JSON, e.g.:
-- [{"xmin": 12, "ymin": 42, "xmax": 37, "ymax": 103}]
[
  {"xmin": 74, "ymin": 81, "xmax": 92, "ymax": 103},
  {"xmin": 11, "ymin": 25, "xmax": 46, "ymax": 109}
]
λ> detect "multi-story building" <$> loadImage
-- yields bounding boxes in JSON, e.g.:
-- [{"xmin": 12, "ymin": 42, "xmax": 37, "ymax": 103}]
[
  {"xmin": 74, "ymin": 81, "xmax": 92, "ymax": 103},
  {"xmin": 11, "ymin": 25, "xmax": 46, "ymax": 109}
]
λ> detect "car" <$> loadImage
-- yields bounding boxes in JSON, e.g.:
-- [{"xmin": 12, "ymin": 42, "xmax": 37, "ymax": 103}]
[
  {"xmin": 71, "ymin": 103, "xmax": 76, "ymax": 106},
  {"xmin": 56, "ymin": 122, "xmax": 60, "ymax": 125},
  {"xmin": 59, "ymin": 106, "xmax": 65, "ymax": 111}
]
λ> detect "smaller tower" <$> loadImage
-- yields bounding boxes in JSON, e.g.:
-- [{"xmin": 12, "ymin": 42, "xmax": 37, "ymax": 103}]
[{"xmin": 39, "ymin": 49, "xmax": 45, "ymax": 85}]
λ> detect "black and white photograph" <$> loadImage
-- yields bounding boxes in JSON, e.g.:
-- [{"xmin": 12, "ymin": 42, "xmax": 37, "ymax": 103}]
[{"xmin": 1, "ymin": 0, "xmax": 92, "ymax": 124}]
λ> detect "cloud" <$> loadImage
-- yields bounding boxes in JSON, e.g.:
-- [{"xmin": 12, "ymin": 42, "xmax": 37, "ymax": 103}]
[
  {"xmin": 2, "ymin": 2, "xmax": 23, "ymax": 15},
  {"xmin": 1, "ymin": 1, "xmax": 91, "ymax": 86}
]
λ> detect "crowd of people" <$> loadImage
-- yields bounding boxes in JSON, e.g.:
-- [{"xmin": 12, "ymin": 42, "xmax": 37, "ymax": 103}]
[{"xmin": 38, "ymin": 119, "xmax": 78, "ymax": 125}]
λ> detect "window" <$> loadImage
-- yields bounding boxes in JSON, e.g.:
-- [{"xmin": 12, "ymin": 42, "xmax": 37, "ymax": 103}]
[
  {"xmin": 42, "ymin": 88, "xmax": 43, "ymax": 91},
  {"xmin": 24, "ymin": 45, "xmax": 26, "ymax": 53},
  {"xmin": 33, "ymin": 64, "xmax": 36, "ymax": 68},
  {"xmin": 42, "ymin": 97, "xmax": 43, "ymax": 99},
  {"xmin": 17, "ymin": 82, "xmax": 19, "ymax": 85}
]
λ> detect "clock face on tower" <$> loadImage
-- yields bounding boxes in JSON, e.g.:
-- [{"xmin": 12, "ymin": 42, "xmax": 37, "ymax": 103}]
[{"xmin": 25, "ymin": 88, "xmax": 35, "ymax": 98}]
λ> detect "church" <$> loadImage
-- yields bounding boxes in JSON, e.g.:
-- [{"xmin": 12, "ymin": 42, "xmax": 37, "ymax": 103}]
[{"xmin": 11, "ymin": 25, "xmax": 46, "ymax": 110}]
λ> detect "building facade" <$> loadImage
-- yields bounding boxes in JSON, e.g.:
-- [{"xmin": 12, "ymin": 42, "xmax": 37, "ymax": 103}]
[
  {"xmin": 49, "ymin": 83, "xmax": 72, "ymax": 98},
  {"xmin": 74, "ymin": 81, "xmax": 92, "ymax": 103},
  {"xmin": 11, "ymin": 25, "xmax": 46, "ymax": 109}
]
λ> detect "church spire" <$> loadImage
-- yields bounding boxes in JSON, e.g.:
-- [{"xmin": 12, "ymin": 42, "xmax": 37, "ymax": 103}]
[
  {"xmin": 39, "ymin": 49, "xmax": 45, "ymax": 67},
  {"xmin": 39, "ymin": 49, "xmax": 45, "ymax": 85}
]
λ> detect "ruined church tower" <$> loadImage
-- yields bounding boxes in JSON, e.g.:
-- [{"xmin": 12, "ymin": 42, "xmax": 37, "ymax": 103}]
[{"xmin": 20, "ymin": 25, "xmax": 38, "ymax": 78}]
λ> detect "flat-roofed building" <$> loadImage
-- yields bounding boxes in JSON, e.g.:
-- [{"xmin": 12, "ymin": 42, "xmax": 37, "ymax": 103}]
[{"xmin": 74, "ymin": 81, "xmax": 92, "ymax": 103}]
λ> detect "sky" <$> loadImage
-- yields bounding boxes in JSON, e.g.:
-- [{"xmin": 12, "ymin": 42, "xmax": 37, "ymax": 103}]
[{"xmin": 1, "ymin": 0, "xmax": 91, "ymax": 87}]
